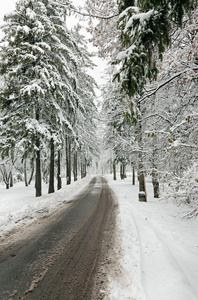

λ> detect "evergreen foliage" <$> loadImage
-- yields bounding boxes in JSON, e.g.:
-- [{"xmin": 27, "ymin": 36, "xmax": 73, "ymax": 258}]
[
  {"xmin": 115, "ymin": 0, "xmax": 197, "ymax": 96},
  {"xmin": 0, "ymin": 0, "xmax": 99, "ymax": 195}
]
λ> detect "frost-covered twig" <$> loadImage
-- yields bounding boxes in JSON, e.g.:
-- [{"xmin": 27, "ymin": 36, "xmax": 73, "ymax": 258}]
[
  {"xmin": 182, "ymin": 206, "xmax": 198, "ymax": 219},
  {"xmin": 139, "ymin": 67, "xmax": 198, "ymax": 103}
]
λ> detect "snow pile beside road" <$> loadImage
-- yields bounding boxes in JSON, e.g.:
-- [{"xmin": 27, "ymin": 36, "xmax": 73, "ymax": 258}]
[
  {"xmin": 105, "ymin": 174, "xmax": 198, "ymax": 300},
  {"xmin": 0, "ymin": 176, "xmax": 92, "ymax": 237}
]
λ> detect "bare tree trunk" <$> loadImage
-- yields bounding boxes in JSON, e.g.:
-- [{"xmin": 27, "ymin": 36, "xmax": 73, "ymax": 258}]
[
  {"xmin": 84, "ymin": 161, "xmax": 87, "ymax": 177},
  {"xmin": 24, "ymin": 159, "xmax": 28, "ymax": 187},
  {"xmin": 57, "ymin": 150, "xmax": 62, "ymax": 190},
  {"xmin": 28, "ymin": 159, "xmax": 34, "ymax": 185},
  {"xmin": 132, "ymin": 166, "xmax": 135, "ymax": 185},
  {"xmin": 9, "ymin": 171, "xmax": 13, "ymax": 187},
  {"xmin": 73, "ymin": 152, "xmax": 77, "ymax": 182},
  {"xmin": 120, "ymin": 163, "xmax": 125, "ymax": 179},
  {"xmin": 35, "ymin": 139, "xmax": 42, "ymax": 197},
  {"xmin": 151, "ymin": 93, "xmax": 160, "ymax": 198},
  {"xmin": 137, "ymin": 114, "xmax": 147, "ymax": 202},
  {"xmin": 35, "ymin": 110, "xmax": 42, "ymax": 197},
  {"xmin": 152, "ymin": 169, "xmax": 160, "ymax": 198},
  {"xmin": 0, "ymin": 165, "xmax": 10, "ymax": 189},
  {"xmin": 81, "ymin": 157, "xmax": 86, "ymax": 179},
  {"xmin": 48, "ymin": 138, "xmax": 55, "ymax": 194},
  {"xmin": 113, "ymin": 160, "xmax": 116, "ymax": 180},
  {"xmin": 66, "ymin": 136, "xmax": 71, "ymax": 185}
]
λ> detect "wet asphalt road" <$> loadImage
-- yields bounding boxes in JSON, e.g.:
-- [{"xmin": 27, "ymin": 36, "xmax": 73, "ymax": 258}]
[{"xmin": 0, "ymin": 177, "xmax": 116, "ymax": 300}]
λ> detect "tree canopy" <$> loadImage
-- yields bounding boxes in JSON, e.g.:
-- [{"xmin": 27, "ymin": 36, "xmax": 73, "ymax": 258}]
[{"xmin": 114, "ymin": 0, "xmax": 197, "ymax": 96}]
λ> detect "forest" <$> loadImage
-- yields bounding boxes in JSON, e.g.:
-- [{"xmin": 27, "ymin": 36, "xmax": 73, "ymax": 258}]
[{"xmin": 0, "ymin": 0, "xmax": 197, "ymax": 217}]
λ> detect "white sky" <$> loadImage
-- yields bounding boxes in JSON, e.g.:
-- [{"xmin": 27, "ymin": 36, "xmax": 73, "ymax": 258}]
[
  {"xmin": 0, "ymin": 0, "xmax": 107, "ymax": 90},
  {"xmin": 0, "ymin": 0, "xmax": 17, "ymax": 34}
]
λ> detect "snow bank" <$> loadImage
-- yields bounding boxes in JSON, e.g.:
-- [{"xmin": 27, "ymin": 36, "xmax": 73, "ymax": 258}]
[{"xmin": 105, "ymin": 174, "xmax": 198, "ymax": 300}]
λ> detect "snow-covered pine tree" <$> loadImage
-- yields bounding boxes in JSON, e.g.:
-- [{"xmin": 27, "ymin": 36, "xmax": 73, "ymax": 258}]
[
  {"xmin": 0, "ymin": 0, "xmax": 81, "ymax": 196},
  {"xmin": 72, "ymin": 27, "xmax": 100, "ymax": 176},
  {"xmin": 114, "ymin": 0, "xmax": 197, "ymax": 96},
  {"xmin": 101, "ymin": 70, "xmax": 138, "ymax": 181}
]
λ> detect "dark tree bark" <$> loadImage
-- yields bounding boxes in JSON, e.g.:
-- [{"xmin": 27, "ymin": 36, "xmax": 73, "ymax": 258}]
[
  {"xmin": 35, "ymin": 138, "xmax": 42, "ymax": 197},
  {"xmin": 48, "ymin": 138, "xmax": 55, "ymax": 194},
  {"xmin": 132, "ymin": 166, "xmax": 135, "ymax": 185},
  {"xmin": 113, "ymin": 160, "xmax": 116, "ymax": 180},
  {"xmin": 66, "ymin": 136, "xmax": 71, "ymax": 185},
  {"xmin": 57, "ymin": 150, "xmax": 62, "ymax": 190},
  {"xmin": 81, "ymin": 161, "xmax": 83, "ymax": 179},
  {"xmin": 35, "ymin": 110, "xmax": 42, "ymax": 197},
  {"xmin": 9, "ymin": 171, "xmax": 13, "ymax": 187},
  {"xmin": 24, "ymin": 159, "xmax": 28, "ymax": 187},
  {"xmin": 73, "ymin": 152, "xmax": 78, "ymax": 182},
  {"xmin": 137, "ymin": 114, "xmax": 147, "ymax": 202},
  {"xmin": 120, "ymin": 163, "xmax": 125, "ymax": 180},
  {"xmin": 152, "ymin": 169, "xmax": 160, "ymax": 198},
  {"xmin": 81, "ymin": 157, "xmax": 87, "ymax": 179},
  {"xmin": 28, "ymin": 160, "xmax": 34, "ymax": 185}
]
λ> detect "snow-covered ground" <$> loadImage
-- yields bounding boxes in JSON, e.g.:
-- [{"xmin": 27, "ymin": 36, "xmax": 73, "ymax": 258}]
[
  {"xmin": 105, "ymin": 174, "xmax": 198, "ymax": 300},
  {"xmin": 0, "ymin": 174, "xmax": 198, "ymax": 300}
]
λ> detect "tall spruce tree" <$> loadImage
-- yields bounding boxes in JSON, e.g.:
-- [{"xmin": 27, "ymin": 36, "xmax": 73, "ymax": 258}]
[
  {"xmin": 0, "ymin": 0, "xmax": 80, "ymax": 196},
  {"xmin": 70, "ymin": 27, "xmax": 100, "ymax": 177}
]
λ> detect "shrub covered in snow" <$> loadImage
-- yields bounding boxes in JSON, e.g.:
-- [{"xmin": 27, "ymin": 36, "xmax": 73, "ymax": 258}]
[{"xmin": 161, "ymin": 162, "xmax": 198, "ymax": 218}]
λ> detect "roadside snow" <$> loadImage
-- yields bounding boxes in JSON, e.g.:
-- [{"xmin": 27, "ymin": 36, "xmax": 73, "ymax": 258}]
[
  {"xmin": 0, "ymin": 176, "xmax": 92, "ymax": 237},
  {"xmin": 105, "ymin": 174, "xmax": 198, "ymax": 300}
]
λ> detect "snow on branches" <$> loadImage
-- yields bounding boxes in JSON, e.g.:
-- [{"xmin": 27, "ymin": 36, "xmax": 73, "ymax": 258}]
[{"xmin": 85, "ymin": 0, "xmax": 120, "ymax": 59}]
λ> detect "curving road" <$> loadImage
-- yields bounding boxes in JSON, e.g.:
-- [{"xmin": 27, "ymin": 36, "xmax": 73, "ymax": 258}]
[{"xmin": 0, "ymin": 176, "xmax": 117, "ymax": 300}]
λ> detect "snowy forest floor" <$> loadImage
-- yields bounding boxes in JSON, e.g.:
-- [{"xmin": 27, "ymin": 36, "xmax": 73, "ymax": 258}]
[{"xmin": 0, "ymin": 174, "xmax": 198, "ymax": 300}]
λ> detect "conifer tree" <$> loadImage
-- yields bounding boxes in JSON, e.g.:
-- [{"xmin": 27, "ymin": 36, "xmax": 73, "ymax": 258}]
[
  {"xmin": 0, "ymin": 0, "xmax": 81, "ymax": 196},
  {"xmin": 115, "ymin": 0, "xmax": 197, "ymax": 96}
]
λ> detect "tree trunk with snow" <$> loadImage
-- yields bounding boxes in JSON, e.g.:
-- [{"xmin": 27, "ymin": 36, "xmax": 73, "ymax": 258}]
[
  {"xmin": 48, "ymin": 138, "xmax": 55, "ymax": 194},
  {"xmin": 120, "ymin": 163, "xmax": 125, "ymax": 179},
  {"xmin": 1, "ymin": 165, "xmax": 10, "ymax": 189},
  {"xmin": 132, "ymin": 166, "xmax": 135, "ymax": 185},
  {"xmin": 57, "ymin": 150, "xmax": 62, "ymax": 190},
  {"xmin": 81, "ymin": 157, "xmax": 87, "ymax": 179},
  {"xmin": 137, "ymin": 115, "xmax": 147, "ymax": 202},
  {"xmin": 35, "ymin": 138, "xmax": 42, "ymax": 197},
  {"xmin": 150, "ymin": 93, "xmax": 160, "ymax": 199},
  {"xmin": 24, "ymin": 159, "xmax": 28, "ymax": 187},
  {"xmin": 113, "ymin": 160, "xmax": 116, "ymax": 180},
  {"xmin": 35, "ymin": 109, "xmax": 42, "ymax": 197},
  {"xmin": 66, "ymin": 136, "xmax": 71, "ymax": 185},
  {"xmin": 152, "ymin": 169, "xmax": 160, "ymax": 198},
  {"xmin": 28, "ymin": 159, "xmax": 34, "ymax": 185},
  {"xmin": 9, "ymin": 171, "xmax": 13, "ymax": 187},
  {"xmin": 73, "ymin": 152, "xmax": 78, "ymax": 182}
]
